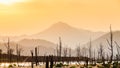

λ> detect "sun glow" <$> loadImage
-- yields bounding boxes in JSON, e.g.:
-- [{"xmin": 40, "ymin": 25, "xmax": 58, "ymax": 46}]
[{"xmin": 0, "ymin": 0, "xmax": 23, "ymax": 5}]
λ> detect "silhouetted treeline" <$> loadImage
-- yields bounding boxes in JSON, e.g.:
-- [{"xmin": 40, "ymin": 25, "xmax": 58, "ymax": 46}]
[{"xmin": 0, "ymin": 53, "xmax": 89, "ymax": 62}]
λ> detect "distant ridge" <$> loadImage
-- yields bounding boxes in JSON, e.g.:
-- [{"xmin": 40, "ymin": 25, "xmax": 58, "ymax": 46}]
[
  {"xmin": 0, "ymin": 39, "xmax": 56, "ymax": 56},
  {"xmin": 31, "ymin": 22, "xmax": 105, "ymax": 48},
  {"xmin": 83, "ymin": 31, "xmax": 120, "ymax": 55}
]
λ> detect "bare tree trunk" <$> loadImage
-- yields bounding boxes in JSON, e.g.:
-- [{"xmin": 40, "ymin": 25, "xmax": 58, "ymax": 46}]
[
  {"xmin": 59, "ymin": 37, "xmax": 62, "ymax": 61},
  {"xmin": 76, "ymin": 45, "xmax": 81, "ymax": 57},
  {"xmin": 31, "ymin": 50, "xmax": 34, "ymax": 68},
  {"xmin": 16, "ymin": 44, "xmax": 23, "ymax": 65},
  {"xmin": 35, "ymin": 47, "xmax": 38, "ymax": 66},
  {"xmin": 16, "ymin": 44, "xmax": 19, "ymax": 64},
  {"xmin": 99, "ymin": 43, "xmax": 105, "ymax": 64},
  {"xmin": 50, "ymin": 55, "xmax": 54, "ymax": 68},
  {"xmin": 76, "ymin": 45, "xmax": 81, "ymax": 65},
  {"xmin": 93, "ymin": 49, "xmax": 96, "ymax": 65},
  {"xmin": 59, "ymin": 37, "xmax": 62, "ymax": 57},
  {"xmin": 107, "ymin": 25, "xmax": 113, "ymax": 63},
  {"xmin": 7, "ymin": 38, "xmax": 11, "ymax": 63},
  {"xmin": 68, "ymin": 48, "xmax": 71, "ymax": 65},
  {"xmin": 46, "ymin": 56, "xmax": 49, "ymax": 68},
  {"xmin": 56, "ymin": 44, "xmax": 59, "ymax": 57},
  {"xmin": 0, "ymin": 49, "xmax": 2, "ymax": 63},
  {"xmin": 63, "ymin": 47, "xmax": 68, "ymax": 57},
  {"xmin": 69, "ymin": 48, "xmax": 71, "ymax": 57},
  {"xmin": 89, "ymin": 38, "xmax": 92, "ymax": 64}
]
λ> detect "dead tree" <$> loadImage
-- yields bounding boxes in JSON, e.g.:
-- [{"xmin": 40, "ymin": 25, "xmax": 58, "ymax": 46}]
[
  {"xmin": 107, "ymin": 54, "xmax": 109, "ymax": 63},
  {"xmin": 69, "ymin": 48, "xmax": 71, "ymax": 57},
  {"xmin": 115, "ymin": 41, "xmax": 120, "ymax": 57},
  {"xmin": 16, "ymin": 44, "xmax": 23, "ymax": 64},
  {"xmin": 97, "ymin": 49, "xmax": 100, "ymax": 62},
  {"xmin": 89, "ymin": 38, "xmax": 92, "ymax": 64},
  {"xmin": 10, "ymin": 49, "xmax": 14, "ymax": 62},
  {"xmin": 50, "ymin": 55, "xmax": 54, "ymax": 68},
  {"xmin": 93, "ymin": 49, "xmax": 96, "ymax": 64},
  {"xmin": 89, "ymin": 38, "xmax": 92, "ymax": 58},
  {"xmin": 31, "ymin": 50, "xmax": 34, "ymax": 68},
  {"xmin": 63, "ymin": 47, "xmax": 68, "ymax": 57},
  {"xmin": 114, "ymin": 41, "xmax": 120, "ymax": 61},
  {"xmin": 59, "ymin": 37, "xmax": 62, "ymax": 57},
  {"xmin": 4, "ymin": 38, "xmax": 11, "ymax": 63},
  {"xmin": 85, "ymin": 55, "xmax": 89, "ymax": 68},
  {"xmin": 46, "ymin": 56, "xmax": 49, "ymax": 68},
  {"xmin": 0, "ymin": 49, "xmax": 2, "ymax": 63},
  {"xmin": 68, "ymin": 48, "xmax": 72, "ymax": 64},
  {"xmin": 99, "ymin": 43, "xmax": 105, "ymax": 65},
  {"xmin": 56, "ymin": 44, "xmax": 59, "ymax": 57},
  {"xmin": 35, "ymin": 47, "xmax": 38, "ymax": 66},
  {"xmin": 58, "ymin": 37, "xmax": 62, "ymax": 62},
  {"xmin": 76, "ymin": 45, "xmax": 81, "ymax": 57},
  {"xmin": 76, "ymin": 45, "xmax": 81, "ymax": 65},
  {"xmin": 99, "ymin": 44, "xmax": 103, "ymax": 61},
  {"xmin": 107, "ymin": 25, "xmax": 113, "ymax": 63},
  {"xmin": 16, "ymin": 44, "xmax": 19, "ymax": 63},
  {"xmin": 54, "ymin": 49, "xmax": 56, "ymax": 56}
]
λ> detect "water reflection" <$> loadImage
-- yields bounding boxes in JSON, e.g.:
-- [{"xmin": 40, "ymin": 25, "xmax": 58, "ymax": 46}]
[{"xmin": 0, "ymin": 62, "xmax": 31, "ymax": 67}]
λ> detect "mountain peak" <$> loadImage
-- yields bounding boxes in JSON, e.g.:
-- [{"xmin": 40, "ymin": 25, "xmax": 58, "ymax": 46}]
[
  {"xmin": 53, "ymin": 22, "xmax": 70, "ymax": 27},
  {"xmin": 51, "ymin": 22, "xmax": 71, "ymax": 29}
]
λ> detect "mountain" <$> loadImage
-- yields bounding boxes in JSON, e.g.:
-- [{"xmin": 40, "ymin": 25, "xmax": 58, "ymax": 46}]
[
  {"xmin": 31, "ymin": 22, "xmax": 105, "ymax": 48},
  {"xmin": 0, "ymin": 22, "xmax": 105, "ymax": 48},
  {"xmin": 0, "ymin": 39, "xmax": 56, "ymax": 56},
  {"xmin": 84, "ymin": 31, "xmax": 120, "ymax": 55}
]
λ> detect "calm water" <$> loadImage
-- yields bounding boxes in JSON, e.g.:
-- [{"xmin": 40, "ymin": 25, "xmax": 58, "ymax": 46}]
[
  {"xmin": 0, "ymin": 61, "xmax": 86, "ymax": 67},
  {"xmin": 0, "ymin": 61, "xmax": 116, "ymax": 67},
  {"xmin": 0, "ymin": 62, "xmax": 32, "ymax": 67}
]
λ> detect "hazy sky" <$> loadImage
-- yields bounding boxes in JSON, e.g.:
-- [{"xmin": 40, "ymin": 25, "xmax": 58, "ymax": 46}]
[{"xmin": 0, "ymin": 0, "xmax": 120, "ymax": 35}]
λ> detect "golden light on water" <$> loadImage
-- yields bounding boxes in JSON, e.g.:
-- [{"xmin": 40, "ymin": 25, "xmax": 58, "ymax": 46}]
[{"xmin": 0, "ymin": 63, "xmax": 31, "ymax": 67}]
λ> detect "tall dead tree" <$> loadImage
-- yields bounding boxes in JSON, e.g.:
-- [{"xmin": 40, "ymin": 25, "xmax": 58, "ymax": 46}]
[
  {"xmin": 54, "ymin": 49, "xmax": 56, "ymax": 56},
  {"xmin": 93, "ymin": 49, "xmax": 96, "ymax": 64},
  {"xmin": 31, "ymin": 50, "xmax": 34, "ymax": 68},
  {"xmin": 4, "ymin": 38, "xmax": 11, "ymax": 63},
  {"xmin": 9, "ymin": 49, "xmax": 14, "ymax": 62},
  {"xmin": 59, "ymin": 37, "xmax": 62, "ymax": 57},
  {"xmin": 76, "ymin": 45, "xmax": 81, "ymax": 65},
  {"xmin": 76, "ymin": 45, "xmax": 81, "ymax": 57},
  {"xmin": 99, "ymin": 44, "xmax": 103, "ymax": 60},
  {"xmin": 89, "ymin": 38, "xmax": 92, "ymax": 60},
  {"xmin": 7, "ymin": 38, "xmax": 10, "ymax": 55},
  {"xmin": 16, "ymin": 44, "xmax": 23, "ymax": 63},
  {"xmin": 56, "ymin": 44, "xmax": 59, "ymax": 57},
  {"xmin": 16, "ymin": 44, "xmax": 21, "ymax": 63},
  {"xmin": 63, "ymin": 47, "xmax": 68, "ymax": 57},
  {"xmin": 0, "ymin": 49, "xmax": 2, "ymax": 63},
  {"xmin": 99, "ymin": 43, "xmax": 105, "ymax": 65},
  {"xmin": 69, "ymin": 48, "xmax": 71, "ymax": 57},
  {"xmin": 35, "ymin": 47, "xmax": 38, "ymax": 66},
  {"xmin": 16, "ymin": 44, "xmax": 19, "ymax": 63},
  {"xmin": 68, "ymin": 48, "xmax": 71, "ymax": 64},
  {"xmin": 50, "ymin": 55, "xmax": 54, "ymax": 68},
  {"xmin": 97, "ymin": 49, "xmax": 100, "ymax": 61},
  {"xmin": 107, "ymin": 25, "xmax": 113, "ymax": 63},
  {"xmin": 46, "ymin": 56, "xmax": 49, "ymax": 68}
]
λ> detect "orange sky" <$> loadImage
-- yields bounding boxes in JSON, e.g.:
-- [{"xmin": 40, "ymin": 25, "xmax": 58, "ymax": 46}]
[{"xmin": 0, "ymin": 0, "xmax": 120, "ymax": 35}]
